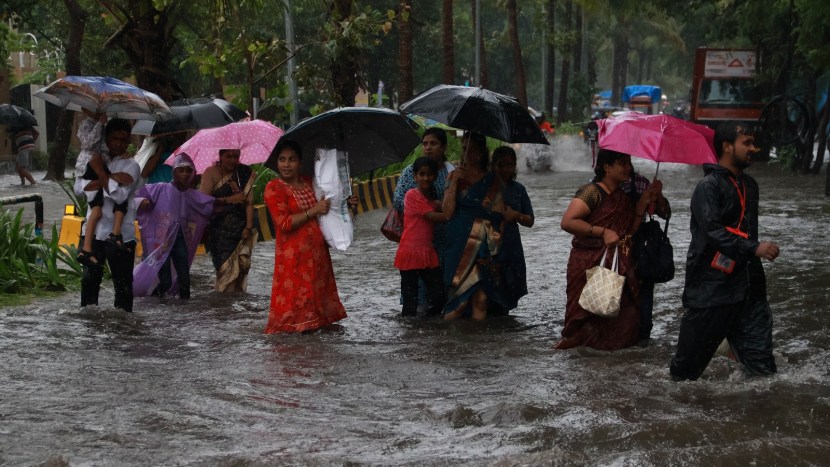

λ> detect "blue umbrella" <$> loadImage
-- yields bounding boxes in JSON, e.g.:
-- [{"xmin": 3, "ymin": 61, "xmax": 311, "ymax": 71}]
[{"xmin": 34, "ymin": 75, "xmax": 171, "ymax": 120}]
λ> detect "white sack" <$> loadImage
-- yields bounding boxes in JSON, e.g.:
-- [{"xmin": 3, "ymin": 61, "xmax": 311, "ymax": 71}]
[
  {"xmin": 314, "ymin": 148, "xmax": 353, "ymax": 251},
  {"xmin": 134, "ymin": 136, "xmax": 159, "ymax": 172}
]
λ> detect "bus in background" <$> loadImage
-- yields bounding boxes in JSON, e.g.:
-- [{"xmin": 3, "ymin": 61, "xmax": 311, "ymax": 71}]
[{"xmin": 689, "ymin": 48, "xmax": 765, "ymax": 131}]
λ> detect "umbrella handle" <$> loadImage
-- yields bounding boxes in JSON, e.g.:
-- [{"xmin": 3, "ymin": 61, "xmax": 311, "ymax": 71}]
[{"xmin": 653, "ymin": 162, "xmax": 660, "ymax": 180}]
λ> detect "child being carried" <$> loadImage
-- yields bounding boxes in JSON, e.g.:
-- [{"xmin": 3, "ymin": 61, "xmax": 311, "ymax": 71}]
[{"xmin": 75, "ymin": 109, "xmax": 129, "ymax": 266}]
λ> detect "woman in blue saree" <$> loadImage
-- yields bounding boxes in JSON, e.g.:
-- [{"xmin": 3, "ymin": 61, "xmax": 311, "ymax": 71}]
[{"xmin": 442, "ymin": 132, "xmax": 509, "ymax": 320}]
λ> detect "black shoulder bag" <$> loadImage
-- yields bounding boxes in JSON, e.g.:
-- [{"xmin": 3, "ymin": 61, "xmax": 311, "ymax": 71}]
[{"xmin": 634, "ymin": 215, "xmax": 675, "ymax": 283}]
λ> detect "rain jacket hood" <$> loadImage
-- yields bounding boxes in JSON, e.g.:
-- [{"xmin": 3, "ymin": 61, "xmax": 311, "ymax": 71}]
[{"xmin": 682, "ymin": 163, "xmax": 761, "ymax": 308}]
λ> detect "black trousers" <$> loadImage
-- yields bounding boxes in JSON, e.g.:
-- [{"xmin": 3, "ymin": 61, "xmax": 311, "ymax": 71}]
[
  {"xmin": 670, "ymin": 289, "xmax": 776, "ymax": 381},
  {"xmin": 400, "ymin": 268, "xmax": 446, "ymax": 316},
  {"xmin": 80, "ymin": 237, "xmax": 136, "ymax": 312},
  {"xmin": 153, "ymin": 230, "xmax": 190, "ymax": 299}
]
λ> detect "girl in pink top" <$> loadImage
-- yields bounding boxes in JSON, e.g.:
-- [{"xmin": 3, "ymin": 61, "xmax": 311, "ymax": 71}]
[{"xmin": 394, "ymin": 157, "xmax": 456, "ymax": 317}]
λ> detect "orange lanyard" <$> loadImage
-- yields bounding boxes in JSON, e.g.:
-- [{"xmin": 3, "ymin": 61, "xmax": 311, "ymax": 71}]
[{"xmin": 725, "ymin": 177, "xmax": 749, "ymax": 239}]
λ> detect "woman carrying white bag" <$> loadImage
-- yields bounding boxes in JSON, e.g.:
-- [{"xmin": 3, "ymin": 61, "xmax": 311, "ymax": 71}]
[{"xmin": 556, "ymin": 149, "xmax": 658, "ymax": 351}]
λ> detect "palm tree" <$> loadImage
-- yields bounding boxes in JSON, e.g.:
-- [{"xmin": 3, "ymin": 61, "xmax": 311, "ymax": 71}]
[
  {"xmin": 46, "ymin": 0, "xmax": 87, "ymax": 181},
  {"xmin": 557, "ymin": 0, "xmax": 572, "ymax": 123},
  {"xmin": 397, "ymin": 0, "xmax": 414, "ymax": 103},
  {"xmin": 441, "ymin": 0, "xmax": 454, "ymax": 84},
  {"xmin": 506, "ymin": 0, "xmax": 527, "ymax": 107},
  {"xmin": 543, "ymin": 0, "xmax": 555, "ymax": 115}
]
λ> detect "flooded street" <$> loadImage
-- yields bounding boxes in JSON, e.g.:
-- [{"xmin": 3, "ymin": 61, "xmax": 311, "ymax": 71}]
[{"xmin": 1, "ymin": 142, "xmax": 829, "ymax": 465}]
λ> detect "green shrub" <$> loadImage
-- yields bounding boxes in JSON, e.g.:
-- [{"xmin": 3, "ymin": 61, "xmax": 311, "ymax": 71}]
[{"xmin": 0, "ymin": 209, "xmax": 82, "ymax": 295}]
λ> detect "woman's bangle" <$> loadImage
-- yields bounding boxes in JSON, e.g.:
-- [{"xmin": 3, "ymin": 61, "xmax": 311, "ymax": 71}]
[{"xmin": 304, "ymin": 210, "xmax": 311, "ymax": 220}]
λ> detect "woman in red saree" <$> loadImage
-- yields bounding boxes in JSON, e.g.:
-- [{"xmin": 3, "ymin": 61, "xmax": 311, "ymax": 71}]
[
  {"xmin": 556, "ymin": 149, "xmax": 657, "ymax": 350},
  {"xmin": 264, "ymin": 139, "xmax": 348, "ymax": 333}
]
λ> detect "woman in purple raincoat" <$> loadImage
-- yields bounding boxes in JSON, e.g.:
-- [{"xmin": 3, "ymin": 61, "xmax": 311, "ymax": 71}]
[{"xmin": 132, "ymin": 153, "xmax": 215, "ymax": 299}]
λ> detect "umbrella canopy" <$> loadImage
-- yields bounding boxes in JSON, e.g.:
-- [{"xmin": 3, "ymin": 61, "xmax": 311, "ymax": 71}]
[
  {"xmin": 597, "ymin": 112, "xmax": 716, "ymax": 165},
  {"xmin": 399, "ymin": 84, "xmax": 549, "ymax": 145},
  {"xmin": 264, "ymin": 107, "xmax": 421, "ymax": 177},
  {"xmin": 34, "ymin": 75, "xmax": 171, "ymax": 120},
  {"xmin": 132, "ymin": 97, "xmax": 248, "ymax": 135},
  {"xmin": 0, "ymin": 104, "xmax": 37, "ymax": 128},
  {"xmin": 168, "ymin": 119, "xmax": 284, "ymax": 173}
]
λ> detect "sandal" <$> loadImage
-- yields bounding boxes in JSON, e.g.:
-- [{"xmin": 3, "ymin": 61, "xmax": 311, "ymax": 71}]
[
  {"xmin": 106, "ymin": 233, "xmax": 125, "ymax": 250},
  {"xmin": 76, "ymin": 249, "xmax": 98, "ymax": 266}
]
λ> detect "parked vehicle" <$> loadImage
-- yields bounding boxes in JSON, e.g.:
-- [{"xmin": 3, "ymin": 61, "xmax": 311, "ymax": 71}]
[
  {"xmin": 689, "ymin": 48, "xmax": 764, "ymax": 131},
  {"xmin": 623, "ymin": 85, "xmax": 662, "ymax": 114}
]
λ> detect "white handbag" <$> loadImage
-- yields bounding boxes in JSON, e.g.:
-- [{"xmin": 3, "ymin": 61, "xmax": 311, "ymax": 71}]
[{"xmin": 578, "ymin": 247, "xmax": 625, "ymax": 318}]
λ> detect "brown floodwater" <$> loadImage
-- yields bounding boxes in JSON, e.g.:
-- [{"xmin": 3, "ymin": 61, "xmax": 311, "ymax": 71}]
[{"xmin": 1, "ymin": 140, "xmax": 828, "ymax": 465}]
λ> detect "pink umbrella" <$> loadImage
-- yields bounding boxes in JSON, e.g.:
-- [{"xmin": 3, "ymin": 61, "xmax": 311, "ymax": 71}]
[
  {"xmin": 598, "ymin": 112, "xmax": 716, "ymax": 176},
  {"xmin": 167, "ymin": 119, "xmax": 284, "ymax": 173}
]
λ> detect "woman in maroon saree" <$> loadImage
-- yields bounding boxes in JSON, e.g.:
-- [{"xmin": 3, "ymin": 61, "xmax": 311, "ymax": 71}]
[{"xmin": 556, "ymin": 149, "xmax": 658, "ymax": 350}]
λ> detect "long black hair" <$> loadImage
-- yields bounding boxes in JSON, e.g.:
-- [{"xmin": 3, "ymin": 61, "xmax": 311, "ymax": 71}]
[
  {"xmin": 491, "ymin": 146, "xmax": 517, "ymax": 181},
  {"xmin": 413, "ymin": 156, "xmax": 438, "ymax": 174},
  {"xmin": 592, "ymin": 148, "xmax": 629, "ymax": 182},
  {"xmin": 462, "ymin": 131, "xmax": 489, "ymax": 171},
  {"xmin": 273, "ymin": 138, "xmax": 303, "ymax": 160}
]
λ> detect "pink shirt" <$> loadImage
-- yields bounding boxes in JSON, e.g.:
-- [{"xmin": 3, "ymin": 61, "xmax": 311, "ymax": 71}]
[{"xmin": 394, "ymin": 189, "xmax": 439, "ymax": 271}]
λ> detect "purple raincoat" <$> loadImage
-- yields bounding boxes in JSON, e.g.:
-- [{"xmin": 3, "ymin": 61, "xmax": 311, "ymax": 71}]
[{"xmin": 132, "ymin": 182, "xmax": 215, "ymax": 297}]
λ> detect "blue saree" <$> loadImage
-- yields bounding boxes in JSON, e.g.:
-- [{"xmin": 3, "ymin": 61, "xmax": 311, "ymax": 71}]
[{"xmin": 442, "ymin": 171, "xmax": 509, "ymax": 316}]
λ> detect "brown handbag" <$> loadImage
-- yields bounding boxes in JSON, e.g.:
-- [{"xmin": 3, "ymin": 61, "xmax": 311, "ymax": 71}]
[{"xmin": 380, "ymin": 207, "xmax": 403, "ymax": 242}]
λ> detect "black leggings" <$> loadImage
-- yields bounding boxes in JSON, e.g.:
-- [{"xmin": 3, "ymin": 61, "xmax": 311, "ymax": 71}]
[{"xmin": 400, "ymin": 268, "xmax": 446, "ymax": 316}]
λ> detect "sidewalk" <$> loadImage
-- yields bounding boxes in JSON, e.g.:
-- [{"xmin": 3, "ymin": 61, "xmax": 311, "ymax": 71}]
[{"xmin": 0, "ymin": 170, "xmax": 73, "ymax": 236}]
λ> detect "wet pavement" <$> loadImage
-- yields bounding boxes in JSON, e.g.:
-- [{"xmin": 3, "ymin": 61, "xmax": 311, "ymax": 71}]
[{"xmin": 1, "ymin": 141, "xmax": 829, "ymax": 465}]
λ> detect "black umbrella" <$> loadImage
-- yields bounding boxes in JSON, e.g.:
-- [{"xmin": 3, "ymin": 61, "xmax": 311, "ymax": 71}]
[
  {"xmin": 0, "ymin": 104, "xmax": 37, "ymax": 128},
  {"xmin": 400, "ymin": 84, "xmax": 549, "ymax": 145},
  {"xmin": 132, "ymin": 97, "xmax": 248, "ymax": 135},
  {"xmin": 265, "ymin": 107, "xmax": 421, "ymax": 177}
]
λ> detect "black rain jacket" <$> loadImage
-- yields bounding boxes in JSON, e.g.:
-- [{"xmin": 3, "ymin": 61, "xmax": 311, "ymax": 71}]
[{"xmin": 682, "ymin": 164, "xmax": 761, "ymax": 308}]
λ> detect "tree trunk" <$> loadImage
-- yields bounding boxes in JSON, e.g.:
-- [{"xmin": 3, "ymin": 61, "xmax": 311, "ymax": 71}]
[
  {"xmin": 397, "ymin": 0, "xmax": 414, "ymax": 103},
  {"xmin": 611, "ymin": 34, "xmax": 621, "ymax": 106},
  {"xmin": 587, "ymin": 46, "xmax": 597, "ymax": 86},
  {"xmin": 441, "ymin": 0, "xmax": 454, "ymax": 84},
  {"xmin": 330, "ymin": 0, "xmax": 359, "ymax": 106},
  {"xmin": 636, "ymin": 47, "xmax": 644, "ymax": 83},
  {"xmin": 611, "ymin": 29, "xmax": 629, "ymax": 107},
  {"xmin": 812, "ymin": 82, "xmax": 830, "ymax": 175},
  {"xmin": 100, "ymin": 1, "xmax": 184, "ymax": 101},
  {"xmin": 543, "ymin": 0, "xmax": 555, "ymax": 115},
  {"xmin": 572, "ymin": 4, "xmax": 582, "ymax": 74},
  {"xmin": 506, "ymin": 0, "xmax": 527, "ymax": 107},
  {"xmin": 799, "ymin": 70, "xmax": 817, "ymax": 173},
  {"xmin": 471, "ymin": 0, "xmax": 489, "ymax": 88},
  {"xmin": 46, "ymin": 0, "xmax": 87, "ymax": 181},
  {"xmin": 556, "ymin": 0, "xmax": 572, "ymax": 124}
]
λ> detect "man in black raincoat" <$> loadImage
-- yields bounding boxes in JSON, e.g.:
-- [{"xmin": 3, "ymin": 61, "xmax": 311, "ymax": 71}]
[{"xmin": 670, "ymin": 121, "xmax": 780, "ymax": 381}]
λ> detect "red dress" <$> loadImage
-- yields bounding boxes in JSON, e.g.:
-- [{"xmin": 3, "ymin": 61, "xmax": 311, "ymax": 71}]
[
  {"xmin": 394, "ymin": 189, "xmax": 439, "ymax": 271},
  {"xmin": 264, "ymin": 177, "xmax": 347, "ymax": 333}
]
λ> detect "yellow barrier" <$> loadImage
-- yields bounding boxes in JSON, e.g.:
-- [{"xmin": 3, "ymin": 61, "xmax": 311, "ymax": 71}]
[
  {"xmin": 58, "ymin": 178, "xmax": 399, "ymax": 254},
  {"xmin": 352, "ymin": 175, "xmax": 399, "ymax": 214}
]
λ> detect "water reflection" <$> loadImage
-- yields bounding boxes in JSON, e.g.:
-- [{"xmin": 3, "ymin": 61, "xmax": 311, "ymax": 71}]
[{"xmin": 1, "ymin": 146, "xmax": 829, "ymax": 464}]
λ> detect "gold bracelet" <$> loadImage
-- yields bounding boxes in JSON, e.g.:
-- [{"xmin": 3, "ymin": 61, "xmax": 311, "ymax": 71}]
[{"xmin": 305, "ymin": 210, "xmax": 310, "ymax": 220}]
